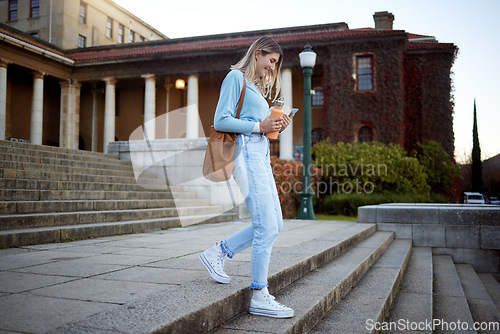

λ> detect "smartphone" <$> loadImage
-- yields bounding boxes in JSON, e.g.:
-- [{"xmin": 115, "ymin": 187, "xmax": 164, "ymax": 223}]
[{"xmin": 288, "ymin": 108, "xmax": 299, "ymax": 117}]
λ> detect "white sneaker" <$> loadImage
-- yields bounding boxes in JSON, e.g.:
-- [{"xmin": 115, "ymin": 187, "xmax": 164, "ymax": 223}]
[
  {"xmin": 199, "ymin": 242, "xmax": 231, "ymax": 284},
  {"xmin": 249, "ymin": 287, "xmax": 294, "ymax": 318}
]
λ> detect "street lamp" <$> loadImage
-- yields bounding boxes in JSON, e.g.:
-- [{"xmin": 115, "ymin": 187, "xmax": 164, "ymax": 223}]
[{"xmin": 297, "ymin": 43, "xmax": 317, "ymax": 220}]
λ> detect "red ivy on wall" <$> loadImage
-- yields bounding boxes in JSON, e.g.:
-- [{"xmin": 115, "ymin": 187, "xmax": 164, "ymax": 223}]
[
  {"xmin": 271, "ymin": 157, "xmax": 323, "ymax": 219},
  {"xmin": 320, "ymin": 36, "xmax": 457, "ymax": 157}
]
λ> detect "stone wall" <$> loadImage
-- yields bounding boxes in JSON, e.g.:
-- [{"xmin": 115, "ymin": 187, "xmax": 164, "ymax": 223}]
[
  {"xmin": 108, "ymin": 139, "xmax": 249, "ymax": 220},
  {"xmin": 358, "ymin": 203, "xmax": 499, "ymax": 272}
]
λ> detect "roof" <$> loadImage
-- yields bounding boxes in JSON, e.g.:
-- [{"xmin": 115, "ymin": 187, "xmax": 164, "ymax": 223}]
[
  {"xmin": 1, "ymin": 20, "xmax": 456, "ymax": 65},
  {"xmin": 406, "ymin": 32, "xmax": 455, "ymax": 50},
  {"xmin": 0, "ymin": 22, "xmax": 66, "ymax": 56},
  {"xmin": 68, "ymin": 28, "xmax": 411, "ymax": 62},
  {"xmin": 408, "ymin": 41, "xmax": 455, "ymax": 49}
]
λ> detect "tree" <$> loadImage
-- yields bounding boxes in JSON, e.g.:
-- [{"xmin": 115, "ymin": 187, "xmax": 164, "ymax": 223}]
[
  {"xmin": 414, "ymin": 141, "xmax": 461, "ymax": 198},
  {"xmin": 471, "ymin": 99, "xmax": 483, "ymax": 192}
]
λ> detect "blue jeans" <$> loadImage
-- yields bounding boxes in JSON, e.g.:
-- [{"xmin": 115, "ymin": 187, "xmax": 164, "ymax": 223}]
[{"xmin": 221, "ymin": 133, "xmax": 283, "ymax": 290}]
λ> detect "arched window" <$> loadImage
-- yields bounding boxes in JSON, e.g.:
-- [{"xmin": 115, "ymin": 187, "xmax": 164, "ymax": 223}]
[{"xmin": 358, "ymin": 126, "xmax": 373, "ymax": 143}]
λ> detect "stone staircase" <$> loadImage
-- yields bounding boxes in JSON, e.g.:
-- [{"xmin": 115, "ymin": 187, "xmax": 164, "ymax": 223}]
[
  {"xmin": 37, "ymin": 219, "xmax": 498, "ymax": 334},
  {"xmin": 0, "ymin": 140, "xmax": 236, "ymax": 247},
  {"xmin": 384, "ymin": 253, "xmax": 500, "ymax": 334},
  {"xmin": 0, "ymin": 140, "xmax": 498, "ymax": 333},
  {"xmin": 210, "ymin": 239, "xmax": 499, "ymax": 333}
]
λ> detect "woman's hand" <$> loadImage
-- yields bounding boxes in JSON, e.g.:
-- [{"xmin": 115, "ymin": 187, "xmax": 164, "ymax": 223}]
[
  {"xmin": 260, "ymin": 116, "xmax": 283, "ymax": 133},
  {"xmin": 279, "ymin": 114, "xmax": 292, "ymax": 132}
]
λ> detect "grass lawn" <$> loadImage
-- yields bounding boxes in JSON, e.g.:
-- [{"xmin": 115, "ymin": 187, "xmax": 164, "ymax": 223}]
[{"xmin": 315, "ymin": 214, "xmax": 358, "ymax": 222}]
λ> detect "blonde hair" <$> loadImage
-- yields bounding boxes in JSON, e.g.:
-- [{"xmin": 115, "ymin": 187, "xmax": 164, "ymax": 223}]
[{"xmin": 231, "ymin": 36, "xmax": 283, "ymax": 101}]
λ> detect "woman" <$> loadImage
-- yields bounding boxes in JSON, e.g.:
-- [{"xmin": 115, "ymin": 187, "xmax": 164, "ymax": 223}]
[{"xmin": 199, "ymin": 36, "xmax": 294, "ymax": 318}]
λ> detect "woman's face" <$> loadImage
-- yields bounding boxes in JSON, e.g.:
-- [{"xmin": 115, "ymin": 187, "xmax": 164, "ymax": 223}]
[{"xmin": 255, "ymin": 50, "xmax": 280, "ymax": 79}]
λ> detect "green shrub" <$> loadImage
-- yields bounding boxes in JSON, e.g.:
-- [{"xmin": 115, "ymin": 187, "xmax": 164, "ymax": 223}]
[{"xmin": 312, "ymin": 140, "xmax": 430, "ymax": 195}]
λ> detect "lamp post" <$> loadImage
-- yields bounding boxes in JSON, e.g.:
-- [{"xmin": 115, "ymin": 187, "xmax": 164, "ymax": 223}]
[{"xmin": 297, "ymin": 43, "xmax": 317, "ymax": 220}]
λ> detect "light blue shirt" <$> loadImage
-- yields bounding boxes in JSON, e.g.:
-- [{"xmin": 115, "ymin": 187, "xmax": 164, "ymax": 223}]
[{"xmin": 214, "ymin": 70, "xmax": 270, "ymax": 135}]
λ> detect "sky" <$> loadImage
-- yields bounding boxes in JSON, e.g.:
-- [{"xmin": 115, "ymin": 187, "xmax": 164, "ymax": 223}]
[{"xmin": 113, "ymin": 0, "xmax": 499, "ymax": 163}]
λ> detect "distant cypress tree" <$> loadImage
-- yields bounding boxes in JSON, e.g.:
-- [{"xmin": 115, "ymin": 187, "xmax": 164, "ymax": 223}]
[{"xmin": 471, "ymin": 99, "xmax": 483, "ymax": 192}]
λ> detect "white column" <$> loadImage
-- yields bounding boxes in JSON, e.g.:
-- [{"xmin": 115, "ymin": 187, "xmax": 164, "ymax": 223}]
[
  {"xmin": 74, "ymin": 82, "xmax": 81, "ymax": 150},
  {"xmin": 186, "ymin": 75, "xmax": 199, "ymax": 139},
  {"xmin": 91, "ymin": 87, "xmax": 98, "ymax": 152},
  {"xmin": 59, "ymin": 80, "xmax": 81, "ymax": 149},
  {"xmin": 30, "ymin": 72, "xmax": 44, "ymax": 145},
  {"xmin": 0, "ymin": 62, "xmax": 7, "ymax": 141},
  {"xmin": 164, "ymin": 83, "xmax": 172, "ymax": 139},
  {"xmin": 143, "ymin": 74, "xmax": 156, "ymax": 140},
  {"xmin": 280, "ymin": 68, "xmax": 294, "ymax": 160},
  {"xmin": 103, "ymin": 77, "xmax": 116, "ymax": 153}
]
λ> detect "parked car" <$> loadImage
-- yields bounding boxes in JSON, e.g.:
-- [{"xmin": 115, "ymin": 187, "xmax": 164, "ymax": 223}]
[
  {"xmin": 463, "ymin": 192, "xmax": 486, "ymax": 204},
  {"xmin": 489, "ymin": 196, "xmax": 500, "ymax": 205}
]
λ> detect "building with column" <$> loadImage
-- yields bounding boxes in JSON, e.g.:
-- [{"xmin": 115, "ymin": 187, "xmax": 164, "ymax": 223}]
[
  {"xmin": 0, "ymin": 0, "xmax": 167, "ymax": 49},
  {"xmin": 0, "ymin": 11, "xmax": 457, "ymax": 158}
]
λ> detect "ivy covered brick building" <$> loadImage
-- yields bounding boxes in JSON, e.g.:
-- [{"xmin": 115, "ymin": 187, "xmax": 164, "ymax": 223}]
[
  {"xmin": 318, "ymin": 12, "xmax": 457, "ymax": 156},
  {"xmin": 0, "ymin": 10, "xmax": 456, "ymax": 158}
]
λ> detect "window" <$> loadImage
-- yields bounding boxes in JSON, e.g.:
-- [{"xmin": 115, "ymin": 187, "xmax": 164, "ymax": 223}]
[
  {"xmin": 358, "ymin": 126, "xmax": 373, "ymax": 143},
  {"xmin": 79, "ymin": 2, "xmax": 87, "ymax": 24},
  {"xmin": 129, "ymin": 30, "xmax": 135, "ymax": 43},
  {"xmin": 312, "ymin": 86, "xmax": 324, "ymax": 106},
  {"xmin": 78, "ymin": 34, "xmax": 86, "ymax": 48},
  {"xmin": 118, "ymin": 24, "xmax": 124, "ymax": 43},
  {"xmin": 8, "ymin": 0, "xmax": 18, "ymax": 21},
  {"xmin": 356, "ymin": 55, "xmax": 374, "ymax": 91},
  {"xmin": 106, "ymin": 17, "xmax": 113, "ymax": 38},
  {"xmin": 30, "ymin": 0, "xmax": 40, "ymax": 18},
  {"xmin": 30, "ymin": 31, "xmax": 39, "ymax": 38},
  {"xmin": 139, "ymin": 35, "xmax": 145, "ymax": 42}
]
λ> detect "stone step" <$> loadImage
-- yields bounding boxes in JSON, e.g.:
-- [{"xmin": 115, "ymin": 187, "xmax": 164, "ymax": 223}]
[
  {"xmin": 44, "ymin": 221, "xmax": 377, "ymax": 334},
  {"xmin": 0, "ymin": 205, "xmax": 226, "ymax": 231},
  {"xmin": 0, "ymin": 188, "xmax": 194, "ymax": 201},
  {"xmin": 0, "ymin": 150, "xmax": 128, "ymax": 169},
  {"xmin": 433, "ymin": 255, "xmax": 477, "ymax": 334},
  {"xmin": 0, "ymin": 167, "xmax": 158, "ymax": 186},
  {"xmin": 309, "ymin": 239, "xmax": 412, "ymax": 334},
  {"xmin": 456, "ymin": 264, "xmax": 500, "ymax": 333},
  {"xmin": 0, "ymin": 198, "xmax": 210, "ymax": 214},
  {"xmin": 213, "ymin": 231, "xmax": 395, "ymax": 334},
  {"xmin": 385, "ymin": 247, "xmax": 434, "ymax": 334},
  {"xmin": 478, "ymin": 274, "xmax": 500, "ymax": 313},
  {"xmin": 0, "ymin": 140, "xmax": 237, "ymax": 250},
  {"xmin": 0, "ymin": 212, "xmax": 238, "ymax": 248},
  {"xmin": 0, "ymin": 178, "xmax": 168, "ymax": 192},
  {"xmin": 0, "ymin": 140, "xmax": 124, "ymax": 163},
  {"xmin": 0, "ymin": 153, "xmax": 132, "ymax": 172},
  {"xmin": 0, "ymin": 159, "xmax": 139, "ymax": 178}
]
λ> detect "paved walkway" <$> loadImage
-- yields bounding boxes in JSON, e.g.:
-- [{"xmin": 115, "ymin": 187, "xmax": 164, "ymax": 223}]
[{"xmin": 0, "ymin": 219, "xmax": 355, "ymax": 333}]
